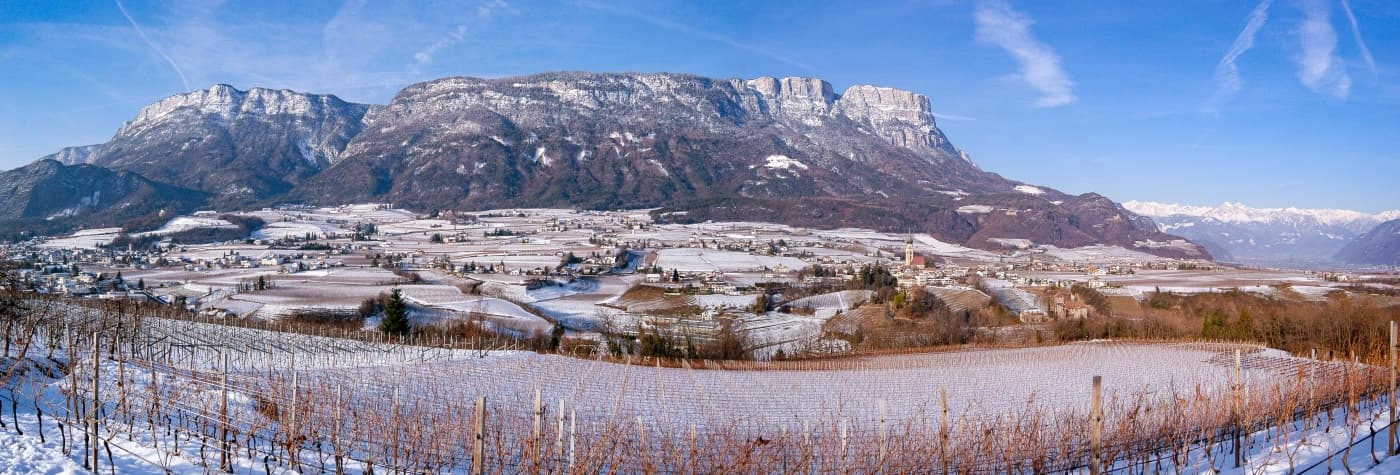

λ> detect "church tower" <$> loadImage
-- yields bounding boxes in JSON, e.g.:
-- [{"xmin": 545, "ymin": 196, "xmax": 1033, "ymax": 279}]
[{"xmin": 904, "ymin": 234, "xmax": 915, "ymax": 267}]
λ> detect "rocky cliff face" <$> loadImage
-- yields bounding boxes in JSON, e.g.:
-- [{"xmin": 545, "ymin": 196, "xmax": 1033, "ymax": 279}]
[
  {"xmin": 45, "ymin": 84, "xmax": 370, "ymax": 200},
  {"xmin": 301, "ymin": 72, "xmax": 1003, "ymax": 206},
  {"xmin": 20, "ymin": 72, "xmax": 1204, "ymax": 258}
]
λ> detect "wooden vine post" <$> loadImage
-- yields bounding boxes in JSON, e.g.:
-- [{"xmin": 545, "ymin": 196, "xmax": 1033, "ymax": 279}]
[
  {"xmin": 472, "ymin": 395, "xmax": 486, "ymax": 475},
  {"xmin": 533, "ymin": 388, "xmax": 543, "ymax": 470},
  {"xmin": 878, "ymin": 398, "xmax": 888, "ymax": 467},
  {"xmin": 556, "ymin": 398, "xmax": 566, "ymax": 462},
  {"xmin": 289, "ymin": 366, "xmax": 300, "ymax": 471},
  {"xmin": 1088, "ymin": 375, "xmax": 1105, "ymax": 475},
  {"xmin": 90, "ymin": 332, "xmax": 101, "ymax": 473},
  {"xmin": 334, "ymin": 384, "xmax": 344, "ymax": 475},
  {"xmin": 940, "ymin": 388, "xmax": 949, "ymax": 474},
  {"xmin": 1237, "ymin": 350, "xmax": 1248, "ymax": 467},
  {"xmin": 1390, "ymin": 321, "xmax": 1397, "ymax": 456},
  {"xmin": 219, "ymin": 352, "xmax": 231, "ymax": 473}
]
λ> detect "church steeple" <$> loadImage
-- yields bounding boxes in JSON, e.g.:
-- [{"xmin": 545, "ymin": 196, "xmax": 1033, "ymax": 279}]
[{"xmin": 904, "ymin": 233, "xmax": 915, "ymax": 267}]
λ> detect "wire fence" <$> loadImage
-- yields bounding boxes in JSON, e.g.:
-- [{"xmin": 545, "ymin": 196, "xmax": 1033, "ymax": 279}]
[{"xmin": 3, "ymin": 298, "xmax": 1398, "ymax": 474}]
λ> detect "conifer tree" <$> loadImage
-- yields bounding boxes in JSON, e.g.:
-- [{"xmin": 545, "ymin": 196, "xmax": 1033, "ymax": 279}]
[{"xmin": 380, "ymin": 288, "xmax": 411, "ymax": 336}]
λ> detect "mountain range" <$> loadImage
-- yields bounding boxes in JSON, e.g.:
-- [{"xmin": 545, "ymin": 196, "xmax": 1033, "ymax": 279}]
[
  {"xmin": 1334, "ymin": 219, "xmax": 1400, "ymax": 267},
  {"xmin": 1124, "ymin": 201, "xmax": 1400, "ymax": 267},
  {"xmin": 8, "ymin": 72, "xmax": 1205, "ymax": 258}
]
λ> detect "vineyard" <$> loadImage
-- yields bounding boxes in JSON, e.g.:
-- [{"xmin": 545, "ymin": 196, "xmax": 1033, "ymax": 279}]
[{"xmin": 0, "ymin": 298, "xmax": 1397, "ymax": 473}]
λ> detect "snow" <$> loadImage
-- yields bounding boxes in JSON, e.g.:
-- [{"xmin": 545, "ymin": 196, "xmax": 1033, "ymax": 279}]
[
  {"xmin": 785, "ymin": 290, "xmax": 871, "ymax": 318},
  {"xmin": 374, "ymin": 219, "xmax": 461, "ymax": 235},
  {"xmin": 691, "ymin": 293, "xmax": 759, "ymax": 309},
  {"xmin": 250, "ymin": 222, "xmax": 330, "ymax": 240},
  {"xmin": 1125, "ymin": 200, "xmax": 1400, "ymax": 227},
  {"xmin": 4, "ymin": 302, "xmax": 1397, "ymax": 473},
  {"xmin": 982, "ymin": 278, "xmax": 1045, "ymax": 314},
  {"xmin": 987, "ymin": 237, "xmax": 1034, "ymax": 249},
  {"xmin": 646, "ymin": 159, "xmax": 670, "ymax": 177},
  {"xmin": 533, "ymin": 146, "xmax": 552, "ymax": 166},
  {"xmin": 131, "ymin": 216, "xmax": 238, "ymax": 238},
  {"xmin": 1039, "ymin": 244, "xmax": 1166, "ymax": 263},
  {"xmin": 956, "ymin": 205, "xmax": 994, "ymax": 214},
  {"xmin": 654, "ymin": 249, "xmax": 808, "ymax": 273},
  {"xmin": 0, "ymin": 428, "xmax": 87, "ymax": 474},
  {"xmin": 762, "ymin": 154, "xmax": 808, "ymax": 171},
  {"xmin": 36, "ymin": 228, "xmax": 122, "ymax": 249},
  {"xmin": 1013, "ymin": 184, "xmax": 1045, "ymax": 195}
]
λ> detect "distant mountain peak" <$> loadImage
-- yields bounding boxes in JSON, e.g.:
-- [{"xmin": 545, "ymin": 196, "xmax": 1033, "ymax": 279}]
[
  {"xmin": 119, "ymin": 83, "xmax": 364, "ymax": 137},
  {"xmin": 1124, "ymin": 200, "xmax": 1400, "ymax": 227},
  {"xmin": 1124, "ymin": 200, "xmax": 1400, "ymax": 267},
  {"xmin": 39, "ymin": 83, "xmax": 372, "ymax": 198}
]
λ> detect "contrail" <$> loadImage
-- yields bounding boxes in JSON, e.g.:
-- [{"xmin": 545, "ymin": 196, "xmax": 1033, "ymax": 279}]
[
  {"xmin": 115, "ymin": 0, "xmax": 190, "ymax": 92},
  {"xmin": 1338, "ymin": 0, "xmax": 1376, "ymax": 74}
]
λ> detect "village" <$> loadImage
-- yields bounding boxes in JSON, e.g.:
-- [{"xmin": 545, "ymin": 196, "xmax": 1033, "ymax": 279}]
[{"xmin": 0, "ymin": 204, "xmax": 1361, "ymax": 358}]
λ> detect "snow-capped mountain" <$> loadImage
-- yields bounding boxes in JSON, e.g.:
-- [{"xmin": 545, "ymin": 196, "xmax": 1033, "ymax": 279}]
[
  {"xmin": 43, "ymin": 84, "xmax": 371, "ymax": 200},
  {"xmin": 7, "ymin": 73, "xmax": 1208, "ymax": 258},
  {"xmin": 1124, "ymin": 201, "xmax": 1400, "ymax": 266}
]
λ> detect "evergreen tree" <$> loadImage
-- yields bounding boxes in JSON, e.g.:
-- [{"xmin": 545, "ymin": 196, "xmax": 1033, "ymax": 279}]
[
  {"xmin": 549, "ymin": 323, "xmax": 566, "ymax": 352},
  {"xmin": 380, "ymin": 288, "xmax": 411, "ymax": 336},
  {"xmin": 255, "ymin": 275, "xmax": 267, "ymax": 291},
  {"xmin": 137, "ymin": 278, "xmax": 145, "ymax": 290}
]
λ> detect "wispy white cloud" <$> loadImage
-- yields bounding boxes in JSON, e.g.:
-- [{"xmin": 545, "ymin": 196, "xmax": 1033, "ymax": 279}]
[
  {"xmin": 973, "ymin": 0, "xmax": 1074, "ymax": 108},
  {"xmin": 1338, "ymin": 0, "xmax": 1376, "ymax": 75},
  {"xmin": 415, "ymin": 25, "xmax": 468, "ymax": 65},
  {"xmin": 1212, "ymin": 0, "xmax": 1272, "ymax": 102},
  {"xmin": 1296, "ymin": 0, "xmax": 1349, "ymax": 99},
  {"xmin": 114, "ymin": 0, "xmax": 190, "ymax": 92},
  {"xmin": 931, "ymin": 111, "xmax": 976, "ymax": 121},
  {"xmin": 413, "ymin": 1, "xmax": 510, "ymax": 66},
  {"xmin": 573, "ymin": 0, "xmax": 814, "ymax": 71}
]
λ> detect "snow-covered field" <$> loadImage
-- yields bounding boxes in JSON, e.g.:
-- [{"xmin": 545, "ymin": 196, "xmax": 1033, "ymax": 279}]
[
  {"xmin": 36, "ymin": 227, "xmax": 122, "ymax": 249},
  {"xmin": 0, "ymin": 302, "xmax": 1390, "ymax": 474},
  {"xmin": 1039, "ymin": 244, "xmax": 1166, "ymax": 263},
  {"xmin": 251, "ymin": 221, "xmax": 339, "ymax": 240},
  {"xmin": 785, "ymin": 290, "xmax": 871, "ymax": 319},
  {"xmin": 654, "ymin": 249, "xmax": 809, "ymax": 273},
  {"xmin": 130, "ymin": 216, "xmax": 238, "ymax": 238}
]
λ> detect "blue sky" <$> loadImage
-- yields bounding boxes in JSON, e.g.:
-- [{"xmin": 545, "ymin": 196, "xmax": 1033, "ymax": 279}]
[{"xmin": 1, "ymin": 0, "xmax": 1397, "ymax": 212}]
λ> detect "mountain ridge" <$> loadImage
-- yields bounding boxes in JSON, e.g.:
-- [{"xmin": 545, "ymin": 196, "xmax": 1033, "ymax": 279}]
[
  {"xmin": 1124, "ymin": 201, "xmax": 1400, "ymax": 229},
  {"xmin": 10, "ymin": 72, "xmax": 1206, "ymax": 259},
  {"xmin": 43, "ymin": 83, "xmax": 371, "ymax": 200},
  {"xmin": 0, "ymin": 159, "xmax": 206, "ymax": 238},
  {"xmin": 1335, "ymin": 219, "xmax": 1400, "ymax": 266},
  {"xmin": 1124, "ymin": 200, "xmax": 1400, "ymax": 267}
]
